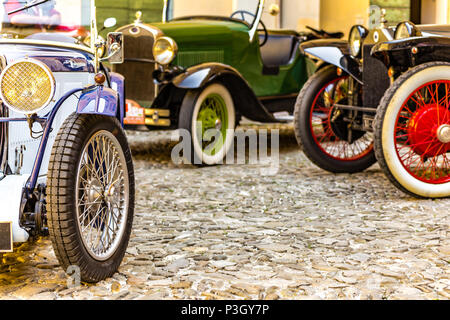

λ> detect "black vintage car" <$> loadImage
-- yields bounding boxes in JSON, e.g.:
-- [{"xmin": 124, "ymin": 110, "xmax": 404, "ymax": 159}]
[{"xmin": 294, "ymin": 14, "xmax": 449, "ymax": 198}]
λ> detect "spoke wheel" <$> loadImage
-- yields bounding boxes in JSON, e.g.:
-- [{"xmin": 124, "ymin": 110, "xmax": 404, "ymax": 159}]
[
  {"xmin": 76, "ymin": 130, "xmax": 129, "ymax": 261},
  {"xmin": 309, "ymin": 78, "xmax": 373, "ymax": 162},
  {"xmin": 294, "ymin": 65, "xmax": 376, "ymax": 173},
  {"xmin": 396, "ymin": 90, "xmax": 450, "ymax": 184},
  {"xmin": 375, "ymin": 62, "xmax": 450, "ymax": 198},
  {"xmin": 196, "ymin": 94, "xmax": 229, "ymax": 157},
  {"xmin": 179, "ymin": 83, "xmax": 235, "ymax": 166},
  {"xmin": 48, "ymin": 113, "xmax": 135, "ymax": 282}
]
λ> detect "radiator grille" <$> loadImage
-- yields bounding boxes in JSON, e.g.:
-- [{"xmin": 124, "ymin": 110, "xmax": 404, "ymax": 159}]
[
  {"xmin": 113, "ymin": 27, "xmax": 157, "ymax": 107},
  {"xmin": 362, "ymin": 44, "xmax": 390, "ymax": 109},
  {"xmin": 0, "ymin": 222, "xmax": 12, "ymax": 252}
]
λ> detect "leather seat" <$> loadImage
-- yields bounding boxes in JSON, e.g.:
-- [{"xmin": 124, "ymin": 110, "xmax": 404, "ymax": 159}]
[{"xmin": 259, "ymin": 32, "xmax": 300, "ymax": 67}]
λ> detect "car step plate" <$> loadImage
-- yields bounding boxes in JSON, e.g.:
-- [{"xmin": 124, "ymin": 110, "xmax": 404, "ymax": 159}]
[{"xmin": 0, "ymin": 222, "xmax": 13, "ymax": 253}]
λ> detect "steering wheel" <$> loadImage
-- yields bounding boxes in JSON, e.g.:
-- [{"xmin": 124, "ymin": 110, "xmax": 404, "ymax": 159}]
[{"xmin": 230, "ymin": 10, "xmax": 269, "ymax": 47}]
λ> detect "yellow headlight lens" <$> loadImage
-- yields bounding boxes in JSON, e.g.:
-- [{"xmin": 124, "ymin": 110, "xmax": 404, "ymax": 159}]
[
  {"xmin": 395, "ymin": 21, "xmax": 421, "ymax": 40},
  {"xmin": 0, "ymin": 60, "xmax": 55, "ymax": 114},
  {"xmin": 153, "ymin": 36, "xmax": 178, "ymax": 65},
  {"xmin": 349, "ymin": 27, "xmax": 362, "ymax": 57},
  {"xmin": 348, "ymin": 25, "xmax": 368, "ymax": 57}
]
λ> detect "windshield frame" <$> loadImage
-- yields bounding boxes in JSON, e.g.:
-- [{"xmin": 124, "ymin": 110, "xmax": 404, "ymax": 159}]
[{"xmin": 163, "ymin": 0, "xmax": 264, "ymax": 41}]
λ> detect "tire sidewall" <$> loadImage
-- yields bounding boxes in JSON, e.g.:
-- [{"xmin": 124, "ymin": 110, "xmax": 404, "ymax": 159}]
[
  {"xmin": 186, "ymin": 83, "xmax": 236, "ymax": 165},
  {"xmin": 377, "ymin": 64, "xmax": 450, "ymax": 198}
]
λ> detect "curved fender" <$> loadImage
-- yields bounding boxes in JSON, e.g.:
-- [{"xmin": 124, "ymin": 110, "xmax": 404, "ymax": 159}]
[
  {"xmin": 110, "ymin": 72, "xmax": 125, "ymax": 124},
  {"xmin": 172, "ymin": 63, "xmax": 277, "ymax": 123},
  {"xmin": 77, "ymin": 86, "xmax": 119, "ymax": 118},
  {"xmin": 371, "ymin": 36, "xmax": 450, "ymax": 67},
  {"xmin": 172, "ymin": 63, "xmax": 246, "ymax": 89},
  {"xmin": 300, "ymin": 39, "xmax": 362, "ymax": 84}
]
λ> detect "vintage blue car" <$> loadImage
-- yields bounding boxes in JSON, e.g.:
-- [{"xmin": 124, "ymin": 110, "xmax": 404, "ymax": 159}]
[{"xmin": 0, "ymin": 0, "xmax": 134, "ymax": 283}]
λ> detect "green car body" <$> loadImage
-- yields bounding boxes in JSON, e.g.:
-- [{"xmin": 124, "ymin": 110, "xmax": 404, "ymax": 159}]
[
  {"xmin": 152, "ymin": 20, "xmax": 315, "ymax": 98},
  {"xmin": 115, "ymin": 0, "xmax": 338, "ymax": 165}
]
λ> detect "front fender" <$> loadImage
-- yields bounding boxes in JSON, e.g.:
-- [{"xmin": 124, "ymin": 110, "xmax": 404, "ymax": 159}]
[
  {"xmin": 77, "ymin": 86, "xmax": 119, "ymax": 119},
  {"xmin": 170, "ymin": 63, "xmax": 276, "ymax": 123},
  {"xmin": 172, "ymin": 63, "xmax": 245, "ymax": 89},
  {"xmin": 300, "ymin": 39, "xmax": 362, "ymax": 83},
  {"xmin": 110, "ymin": 72, "xmax": 125, "ymax": 123},
  {"xmin": 371, "ymin": 36, "xmax": 450, "ymax": 67}
]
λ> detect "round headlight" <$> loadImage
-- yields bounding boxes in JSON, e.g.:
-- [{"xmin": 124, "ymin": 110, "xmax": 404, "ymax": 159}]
[
  {"xmin": 0, "ymin": 59, "xmax": 55, "ymax": 115},
  {"xmin": 349, "ymin": 25, "xmax": 369, "ymax": 57},
  {"xmin": 395, "ymin": 21, "xmax": 421, "ymax": 40},
  {"xmin": 153, "ymin": 36, "xmax": 178, "ymax": 65}
]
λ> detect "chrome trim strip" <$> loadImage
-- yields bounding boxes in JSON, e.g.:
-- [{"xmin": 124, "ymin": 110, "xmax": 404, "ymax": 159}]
[
  {"xmin": 0, "ymin": 102, "xmax": 8, "ymax": 178},
  {"xmin": 116, "ymin": 23, "xmax": 163, "ymax": 38},
  {"xmin": 0, "ymin": 39, "xmax": 94, "ymax": 55},
  {"xmin": 163, "ymin": 0, "xmax": 169, "ymax": 23}
]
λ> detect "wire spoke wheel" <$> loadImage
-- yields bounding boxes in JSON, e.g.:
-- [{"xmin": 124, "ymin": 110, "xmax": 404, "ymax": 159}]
[
  {"xmin": 393, "ymin": 80, "xmax": 450, "ymax": 184},
  {"xmin": 294, "ymin": 66, "xmax": 376, "ymax": 174},
  {"xmin": 196, "ymin": 94, "xmax": 228, "ymax": 156},
  {"xmin": 48, "ymin": 114, "xmax": 134, "ymax": 283},
  {"xmin": 179, "ymin": 83, "xmax": 235, "ymax": 166},
  {"xmin": 375, "ymin": 62, "xmax": 450, "ymax": 198},
  {"xmin": 76, "ymin": 130, "xmax": 129, "ymax": 261},
  {"xmin": 310, "ymin": 77, "xmax": 373, "ymax": 162}
]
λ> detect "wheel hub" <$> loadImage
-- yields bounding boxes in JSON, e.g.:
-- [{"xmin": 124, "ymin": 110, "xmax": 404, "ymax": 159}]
[
  {"xmin": 215, "ymin": 119, "xmax": 222, "ymax": 130},
  {"xmin": 87, "ymin": 179, "xmax": 103, "ymax": 203},
  {"xmin": 329, "ymin": 100, "xmax": 364, "ymax": 143},
  {"xmin": 437, "ymin": 124, "xmax": 450, "ymax": 144},
  {"xmin": 407, "ymin": 104, "xmax": 450, "ymax": 157},
  {"xmin": 104, "ymin": 183, "xmax": 118, "ymax": 203}
]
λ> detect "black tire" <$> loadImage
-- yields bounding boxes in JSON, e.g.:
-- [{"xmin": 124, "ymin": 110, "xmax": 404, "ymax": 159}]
[
  {"xmin": 178, "ymin": 83, "xmax": 236, "ymax": 166},
  {"xmin": 47, "ymin": 113, "xmax": 135, "ymax": 283},
  {"xmin": 294, "ymin": 65, "xmax": 376, "ymax": 173},
  {"xmin": 374, "ymin": 62, "xmax": 450, "ymax": 198}
]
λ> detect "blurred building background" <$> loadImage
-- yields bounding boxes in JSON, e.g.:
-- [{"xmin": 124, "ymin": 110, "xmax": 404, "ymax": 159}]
[{"xmin": 96, "ymin": 0, "xmax": 450, "ymax": 35}]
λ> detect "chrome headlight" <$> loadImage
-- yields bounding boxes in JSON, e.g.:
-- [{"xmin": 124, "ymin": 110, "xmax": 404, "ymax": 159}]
[
  {"xmin": 153, "ymin": 36, "xmax": 178, "ymax": 65},
  {"xmin": 349, "ymin": 25, "xmax": 369, "ymax": 57},
  {"xmin": 0, "ymin": 59, "xmax": 55, "ymax": 115},
  {"xmin": 395, "ymin": 21, "xmax": 421, "ymax": 40}
]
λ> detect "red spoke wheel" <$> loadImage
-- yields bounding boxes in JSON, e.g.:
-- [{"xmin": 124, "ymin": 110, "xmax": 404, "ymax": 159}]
[
  {"xmin": 294, "ymin": 65, "xmax": 376, "ymax": 173},
  {"xmin": 375, "ymin": 62, "xmax": 450, "ymax": 198}
]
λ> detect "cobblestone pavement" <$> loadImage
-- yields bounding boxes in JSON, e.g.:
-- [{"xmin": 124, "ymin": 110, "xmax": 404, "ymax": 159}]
[{"xmin": 0, "ymin": 124, "xmax": 449, "ymax": 300}]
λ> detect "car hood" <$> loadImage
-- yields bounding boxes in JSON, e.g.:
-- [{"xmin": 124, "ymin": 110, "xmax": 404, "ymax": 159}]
[
  {"xmin": 149, "ymin": 19, "xmax": 253, "ymax": 68},
  {"xmin": 0, "ymin": 41, "xmax": 95, "ymax": 73},
  {"xmin": 152, "ymin": 19, "xmax": 250, "ymax": 47}
]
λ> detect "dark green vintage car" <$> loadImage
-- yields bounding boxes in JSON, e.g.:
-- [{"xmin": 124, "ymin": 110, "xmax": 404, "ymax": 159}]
[{"xmin": 116, "ymin": 0, "xmax": 341, "ymax": 165}]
